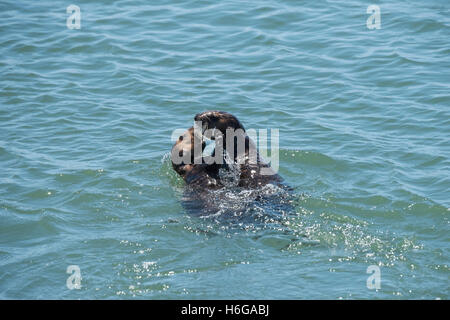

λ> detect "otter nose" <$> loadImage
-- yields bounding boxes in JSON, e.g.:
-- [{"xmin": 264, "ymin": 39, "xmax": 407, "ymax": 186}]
[{"xmin": 195, "ymin": 111, "xmax": 211, "ymax": 121}]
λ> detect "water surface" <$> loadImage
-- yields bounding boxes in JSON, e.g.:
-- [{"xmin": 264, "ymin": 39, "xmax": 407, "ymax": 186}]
[{"xmin": 0, "ymin": 0, "xmax": 449, "ymax": 299}]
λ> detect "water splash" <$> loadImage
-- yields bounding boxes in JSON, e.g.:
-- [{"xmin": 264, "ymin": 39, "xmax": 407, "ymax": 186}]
[{"xmin": 218, "ymin": 151, "xmax": 241, "ymax": 188}]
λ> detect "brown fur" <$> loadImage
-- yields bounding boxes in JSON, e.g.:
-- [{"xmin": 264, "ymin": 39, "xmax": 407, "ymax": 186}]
[
  {"xmin": 171, "ymin": 111, "xmax": 283, "ymax": 189},
  {"xmin": 171, "ymin": 127, "xmax": 222, "ymax": 188}
]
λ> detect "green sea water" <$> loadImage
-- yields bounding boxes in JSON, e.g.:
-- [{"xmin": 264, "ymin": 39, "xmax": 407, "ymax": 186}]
[{"xmin": 0, "ymin": 0, "xmax": 449, "ymax": 299}]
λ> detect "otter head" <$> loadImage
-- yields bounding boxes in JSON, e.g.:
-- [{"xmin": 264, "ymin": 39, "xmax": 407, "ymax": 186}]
[
  {"xmin": 194, "ymin": 111, "xmax": 252, "ymax": 163},
  {"xmin": 171, "ymin": 127, "xmax": 205, "ymax": 177},
  {"xmin": 194, "ymin": 111, "xmax": 245, "ymax": 140}
]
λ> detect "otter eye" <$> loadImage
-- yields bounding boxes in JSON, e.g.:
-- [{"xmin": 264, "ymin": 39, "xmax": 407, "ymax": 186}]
[
  {"xmin": 179, "ymin": 135, "xmax": 183, "ymax": 141},
  {"xmin": 179, "ymin": 150, "xmax": 183, "ymax": 157}
]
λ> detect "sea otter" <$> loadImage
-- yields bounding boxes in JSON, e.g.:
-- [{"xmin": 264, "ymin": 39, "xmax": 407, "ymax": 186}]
[
  {"xmin": 171, "ymin": 111, "xmax": 283, "ymax": 189},
  {"xmin": 171, "ymin": 126, "xmax": 223, "ymax": 189}
]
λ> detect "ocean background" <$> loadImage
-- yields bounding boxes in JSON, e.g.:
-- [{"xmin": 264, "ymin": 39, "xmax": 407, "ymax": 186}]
[{"xmin": 0, "ymin": 0, "xmax": 449, "ymax": 299}]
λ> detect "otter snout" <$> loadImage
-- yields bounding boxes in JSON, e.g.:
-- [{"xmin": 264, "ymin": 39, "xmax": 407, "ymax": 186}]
[{"xmin": 194, "ymin": 111, "xmax": 245, "ymax": 135}]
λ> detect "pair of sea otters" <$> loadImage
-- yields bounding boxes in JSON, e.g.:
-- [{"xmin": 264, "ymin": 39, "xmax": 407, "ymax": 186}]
[{"xmin": 171, "ymin": 111, "xmax": 283, "ymax": 189}]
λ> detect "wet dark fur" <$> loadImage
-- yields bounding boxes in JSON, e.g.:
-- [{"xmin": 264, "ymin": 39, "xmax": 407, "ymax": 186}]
[{"xmin": 172, "ymin": 111, "xmax": 283, "ymax": 189}]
